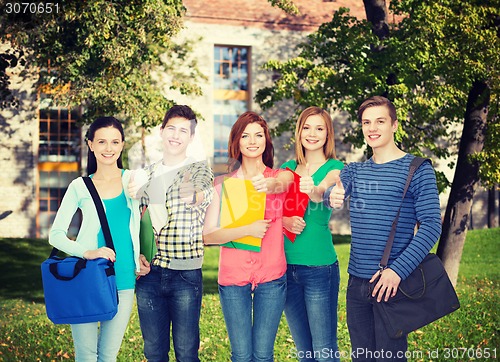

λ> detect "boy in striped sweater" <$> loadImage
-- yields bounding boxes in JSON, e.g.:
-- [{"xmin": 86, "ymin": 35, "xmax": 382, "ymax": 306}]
[{"xmin": 325, "ymin": 96, "xmax": 442, "ymax": 361}]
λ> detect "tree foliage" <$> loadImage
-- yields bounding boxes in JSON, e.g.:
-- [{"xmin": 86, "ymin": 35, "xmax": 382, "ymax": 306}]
[
  {"xmin": 267, "ymin": 0, "xmax": 299, "ymax": 15},
  {"xmin": 0, "ymin": 0, "xmax": 205, "ymax": 128},
  {"xmin": 256, "ymin": 0, "xmax": 500, "ymax": 189}
]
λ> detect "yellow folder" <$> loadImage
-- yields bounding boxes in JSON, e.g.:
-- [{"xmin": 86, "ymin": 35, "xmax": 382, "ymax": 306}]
[{"xmin": 220, "ymin": 177, "xmax": 267, "ymax": 252}]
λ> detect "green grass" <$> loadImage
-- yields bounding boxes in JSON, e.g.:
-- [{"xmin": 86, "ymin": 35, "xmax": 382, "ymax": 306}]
[{"xmin": 0, "ymin": 229, "xmax": 499, "ymax": 361}]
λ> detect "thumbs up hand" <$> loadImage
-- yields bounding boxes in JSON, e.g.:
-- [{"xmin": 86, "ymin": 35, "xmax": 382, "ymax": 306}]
[
  {"xmin": 251, "ymin": 159, "xmax": 268, "ymax": 193},
  {"xmin": 329, "ymin": 176, "xmax": 345, "ymax": 209},
  {"xmin": 179, "ymin": 171, "xmax": 196, "ymax": 205},
  {"xmin": 129, "ymin": 169, "xmax": 148, "ymax": 199},
  {"xmin": 251, "ymin": 173, "xmax": 268, "ymax": 193},
  {"xmin": 299, "ymin": 163, "xmax": 315, "ymax": 195}
]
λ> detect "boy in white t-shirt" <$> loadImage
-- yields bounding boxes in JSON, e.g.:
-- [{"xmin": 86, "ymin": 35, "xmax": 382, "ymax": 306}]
[{"xmin": 130, "ymin": 105, "xmax": 214, "ymax": 362}]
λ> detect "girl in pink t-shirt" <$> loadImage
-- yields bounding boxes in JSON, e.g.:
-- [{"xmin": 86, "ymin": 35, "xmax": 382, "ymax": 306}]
[{"xmin": 204, "ymin": 111, "xmax": 293, "ymax": 362}]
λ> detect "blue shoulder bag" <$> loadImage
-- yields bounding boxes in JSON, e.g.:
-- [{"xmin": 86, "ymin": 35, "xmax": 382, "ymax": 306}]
[{"xmin": 41, "ymin": 177, "xmax": 119, "ymax": 324}]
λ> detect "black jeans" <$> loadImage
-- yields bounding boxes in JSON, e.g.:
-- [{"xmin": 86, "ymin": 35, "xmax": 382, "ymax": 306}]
[{"xmin": 346, "ymin": 275, "xmax": 408, "ymax": 362}]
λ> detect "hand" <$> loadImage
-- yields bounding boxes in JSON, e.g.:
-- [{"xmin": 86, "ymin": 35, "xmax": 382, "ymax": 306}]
[
  {"xmin": 83, "ymin": 247, "xmax": 116, "ymax": 262},
  {"xmin": 251, "ymin": 173, "xmax": 268, "ymax": 193},
  {"xmin": 329, "ymin": 177, "xmax": 345, "ymax": 209},
  {"xmin": 129, "ymin": 169, "xmax": 148, "ymax": 199},
  {"xmin": 370, "ymin": 268, "xmax": 402, "ymax": 302},
  {"xmin": 179, "ymin": 171, "xmax": 196, "ymax": 204},
  {"xmin": 136, "ymin": 254, "xmax": 151, "ymax": 277},
  {"xmin": 248, "ymin": 219, "xmax": 272, "ymax": 238},
  {"xmin": 299, "ymin": 163, "xmax": 315, "ymax": 195},
  {"xmin": 283, "ymin": 216, "xmax": 306, "ymax": 235}
]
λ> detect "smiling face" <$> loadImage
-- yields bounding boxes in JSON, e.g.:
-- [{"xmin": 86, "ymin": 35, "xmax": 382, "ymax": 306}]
[
  {"xmin": 160, "ymin": 116, "xmax": 193, "ymax": 160},
  {"xmin": 300, "ymin": 114, "xmax": 327, "ymax": 153},
  {"xmin": 361, "ymin": 105, "xmax": 398, "ymax": 151},
  {"xmin": 239, "ymin": 122, "xmax": 266, "ymax": 160},
  {"xmin": 87, "ymin": 126, "xmax": 124, "ymax": 167}
]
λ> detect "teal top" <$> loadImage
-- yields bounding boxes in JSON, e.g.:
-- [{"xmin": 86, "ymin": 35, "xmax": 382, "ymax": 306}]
[
  {"xmin": 98, "ymin": 189, "xmax": 136, "ymax": 290},
  {"xmin": 49, "ymin": 170, "xmax": 141, "ymax": 274},
  {"xmin": 280, "ymin": 159, "xmax": 344, "ymax": 266}
]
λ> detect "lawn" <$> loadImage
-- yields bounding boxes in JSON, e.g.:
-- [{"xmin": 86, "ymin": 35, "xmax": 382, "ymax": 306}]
[{"xmin": 0, "ymin": 229, "xmax": 498, "ymax": 361}]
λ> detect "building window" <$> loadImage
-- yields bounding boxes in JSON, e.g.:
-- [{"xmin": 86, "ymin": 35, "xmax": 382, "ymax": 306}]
[
  {"xmin": 37, "ymin": 95, "xmax": 82, "ymax": 238},
  {"xmin": 213, "ymin": 45, "xmax": 250, "ymax": 164},
  {"xmin": 39, "ymin": 101, "xmax": 80, "ymax": 162},
  {"xmin": 38, "ymin": 166, "xmax": 81, "ymax": 238}
]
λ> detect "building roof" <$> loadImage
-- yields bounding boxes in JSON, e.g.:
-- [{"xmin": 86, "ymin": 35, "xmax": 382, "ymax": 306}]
[{"xmin": 183, "ymin": 0, "xmax": 367, "ymax": 31}]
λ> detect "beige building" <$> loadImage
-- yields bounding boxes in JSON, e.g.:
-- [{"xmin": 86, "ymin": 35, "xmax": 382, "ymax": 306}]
[{"xmin": 0, "ymin": 0, "xmax": 495, "ymax": 238}]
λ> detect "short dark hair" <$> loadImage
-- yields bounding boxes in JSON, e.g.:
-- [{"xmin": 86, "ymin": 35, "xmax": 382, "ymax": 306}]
[
  {"xmin": 357, "ymin": 96, "xmax": 397, "ymax": 124},
  {"xmin": 161, "ymin": 105, "xmax": 197, "ymax": 134}
]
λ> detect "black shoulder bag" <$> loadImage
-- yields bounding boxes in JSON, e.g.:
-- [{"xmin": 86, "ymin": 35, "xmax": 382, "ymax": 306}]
[{"xmin": 372, "ymin": 157, "xmax": 460, "ymax": 339}]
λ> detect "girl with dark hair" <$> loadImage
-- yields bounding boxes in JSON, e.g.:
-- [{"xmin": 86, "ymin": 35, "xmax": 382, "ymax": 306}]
[
  {"xmin": 49, "ymin": 117, "xmax": 149, "ymax": 361},
  {"xmin": 85, "ymin": 116, "xmax": 125, "ymax": 175},
  {"xmin": 203, "ymin": 111, "xmax": 293, "ymax": 362}
]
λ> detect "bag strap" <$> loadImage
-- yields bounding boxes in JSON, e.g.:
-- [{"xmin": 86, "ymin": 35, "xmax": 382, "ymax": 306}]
[
  {"xmin": 379, "ymin": 157, "xmax": 429, "ymax": 270},
  {"xmin": 49, "ymin": 177, "xmax": 116, "ymax": 258},
  {"xmin": 82, "ymin": 176, "xmax": 115, "ymax": 251}
]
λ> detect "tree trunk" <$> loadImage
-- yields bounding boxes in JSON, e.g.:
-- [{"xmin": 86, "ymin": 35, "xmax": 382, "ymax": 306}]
[
  {"xmin": 437, "ymin": 80, "xmax": 490, "ymax": 286},
  {"xmin": 363, "ymin": 0, "xmax": 389, "ymax": 40},
  {"xmin": 362, "ymin": 0, "xmax": 396, "ymax": 89},
  {"xmin": 488, "ymin": 188, "xmax": 496, "ymax": 228}
]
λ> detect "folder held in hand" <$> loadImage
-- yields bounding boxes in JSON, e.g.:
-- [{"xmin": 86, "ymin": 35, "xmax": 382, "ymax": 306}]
[
  {"xmin": 220, "ymin": 177, "xmax": 267, "ymax": 252},
  {"xmin": 282, "ymin": 168, "xmax": 309, "ymax": 242}
]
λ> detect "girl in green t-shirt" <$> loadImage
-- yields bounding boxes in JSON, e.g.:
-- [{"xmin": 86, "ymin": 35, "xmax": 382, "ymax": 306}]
[{"xmin": 281, "ymin": 106, "xmax": 344, "ymax": 362}]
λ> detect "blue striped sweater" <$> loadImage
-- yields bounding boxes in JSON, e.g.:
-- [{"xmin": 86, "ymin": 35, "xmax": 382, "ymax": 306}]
[{"xmin": 330, "ymin": 154, "xmax": 442, "ymax": 280}]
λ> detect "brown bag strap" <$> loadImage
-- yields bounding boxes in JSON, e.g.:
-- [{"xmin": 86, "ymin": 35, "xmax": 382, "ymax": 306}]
[{"xmin": 379, "ymin": 157, "xmax": 429, "ymax": 270}]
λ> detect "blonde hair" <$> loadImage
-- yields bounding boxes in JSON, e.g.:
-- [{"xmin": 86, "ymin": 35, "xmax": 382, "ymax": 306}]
[{"xmin": 294, "ymin": 106, "xmax": 336, "ymax": 165}]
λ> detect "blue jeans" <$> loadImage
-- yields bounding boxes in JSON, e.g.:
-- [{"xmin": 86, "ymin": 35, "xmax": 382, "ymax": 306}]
[
  {"xmin": 71, "ymin": 289, "xmax": 135, "ymax": 362},
  {"xmin": 218, "ymin": 274, "xmax": 286, "ymax": 362},
  {"xmin": 135, "ymin": 266, "xmax": 202, "ymax": 362},
  {"xmin": 346, "ymin": 275, "xmax": 408, "ymax": 362},
  {"xmin": 285, "ymin": 262, "xmax": 340, "ymax": 362}
]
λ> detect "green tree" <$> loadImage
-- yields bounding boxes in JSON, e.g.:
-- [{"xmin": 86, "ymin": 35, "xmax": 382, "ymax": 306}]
[
  {"xmin": 268, "ymin": 0, "xmax": 299, "ymax": 14},
  {"xmin": 256, "ymin": 0, "xmax": 500, "ymax": 285},
  {"xmin": 0, "ymin": 0, "xmax": 204, "ymax": 128}
]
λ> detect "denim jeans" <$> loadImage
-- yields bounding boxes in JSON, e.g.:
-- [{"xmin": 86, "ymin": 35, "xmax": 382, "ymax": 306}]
[
  {"xmin": 71, "ymin": 289, "xmax": 134, "ymax": 362},
  {"xmin": 285, "ymin": 262, "xmax": 340, "ymax": 362},
  {"xmin": 135, "ymin": 266, "xmax": 202, "ymax": 362},
  {"xmin": 218, "ymin": 274, "xmax": 286, "ymax": 362},
  {"xmin": 346, "ymin": 275, "xmax": 408, "ymax": 362}
]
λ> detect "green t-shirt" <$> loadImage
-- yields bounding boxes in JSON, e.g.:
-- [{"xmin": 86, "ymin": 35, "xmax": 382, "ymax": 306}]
[{"xmin": 280, "ymin": 159, "xmax": 344, "ymax": 265}]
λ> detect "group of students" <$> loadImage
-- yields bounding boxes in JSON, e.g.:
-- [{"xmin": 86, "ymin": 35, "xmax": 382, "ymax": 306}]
[{"xmin": 49, "ymin": 95, "xmax": 442, "ymax": 362}]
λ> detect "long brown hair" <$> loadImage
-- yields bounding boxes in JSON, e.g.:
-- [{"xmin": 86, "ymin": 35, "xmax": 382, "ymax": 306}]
[
  {"xmin": 227, "ymin": 111, "xmax": 274, "ymax": 172},
  {"xmin": 86, "ymin": 116, "xmax": 124, "ymax": 175},
  {"xmin": 294, "ymin": 106, "xmax": 336, "ymax": 165}
]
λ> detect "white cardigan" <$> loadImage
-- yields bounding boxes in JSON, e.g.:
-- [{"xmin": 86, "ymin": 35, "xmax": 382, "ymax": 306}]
[{"xmin": 49, "ymin": 170, "xmax": 142, "ymax": 272}]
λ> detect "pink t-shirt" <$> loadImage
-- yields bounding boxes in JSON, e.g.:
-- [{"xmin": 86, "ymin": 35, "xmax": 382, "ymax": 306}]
[{"xmin": 216, "ymin": 167, "xmax": 287, "ymax": 289}]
